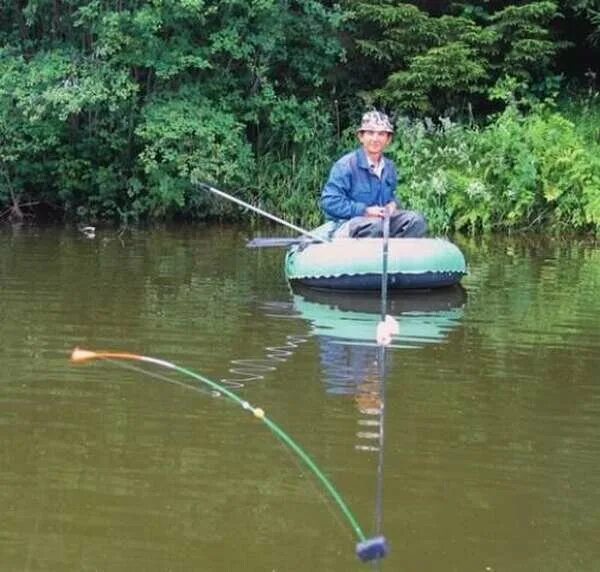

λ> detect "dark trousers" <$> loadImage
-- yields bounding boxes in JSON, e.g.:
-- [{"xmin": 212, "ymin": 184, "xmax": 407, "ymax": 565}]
[{"xmin": 334, "ymin": 210, "xmax": 428, "ymax": 238}]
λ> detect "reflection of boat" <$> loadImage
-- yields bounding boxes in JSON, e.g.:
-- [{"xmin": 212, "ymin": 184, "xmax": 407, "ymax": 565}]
[
  {"xmin": 285, "ymin": 223, "xmax": 467, "ymax": 290},
  {"xmin": 291, "ymin": 285, "xmax": 467, "ymax": 479},
  {"xmin": 293, "ymin": 283, "xmax": 466, "ymax": 314},
  {"xmin": 291, "ymin": 284, "xmax": 466, "ymax": 347}
]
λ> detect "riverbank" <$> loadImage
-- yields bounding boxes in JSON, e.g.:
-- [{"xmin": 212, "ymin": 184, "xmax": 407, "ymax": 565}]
[{"xmin": 2, "ymin": 99, "xmax": 599, "ymax": 235}]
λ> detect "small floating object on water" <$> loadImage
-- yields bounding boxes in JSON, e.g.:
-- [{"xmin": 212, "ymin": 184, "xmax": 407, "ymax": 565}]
[
  {"xmin": 376, "ymin": 315, "xmax": 400, "ymax": 346},
  {"xmin": 79, "ymin": 225, "xmax": 96, "ymax": 238}
]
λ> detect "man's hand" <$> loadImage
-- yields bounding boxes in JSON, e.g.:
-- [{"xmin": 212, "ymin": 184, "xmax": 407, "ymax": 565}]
[
  {"xmin": 365, "ymin": 202, "xmax": 397, "ymax": 218},
  {"xmin": 365, "ymin": 206, "xmax": 386, "ymax": 218},
  {"xmin": 384, "ymin": 201, "xmax": 398, "ymax": 215}
]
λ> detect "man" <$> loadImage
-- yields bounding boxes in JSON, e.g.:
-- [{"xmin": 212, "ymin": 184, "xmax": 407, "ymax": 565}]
[{"xmin": 321, "ymin": 110, "xmax": 427, "ymax": 238}]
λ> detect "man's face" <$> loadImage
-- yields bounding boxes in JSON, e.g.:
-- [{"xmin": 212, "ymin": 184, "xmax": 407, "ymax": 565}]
[{"xmin": 358, "ymin": 130, "xmax": 392, "ymax": 156}]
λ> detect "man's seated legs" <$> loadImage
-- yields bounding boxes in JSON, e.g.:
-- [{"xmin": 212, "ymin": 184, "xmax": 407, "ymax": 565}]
[{"xmin": 333, "ymin": 210, "xmax": 428, "ymax": 238}]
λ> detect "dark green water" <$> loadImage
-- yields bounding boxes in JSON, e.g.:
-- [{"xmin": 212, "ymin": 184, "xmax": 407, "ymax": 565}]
[{"xmin": 1, "ymin": 224, "xmax": 599, "ymax": 571}]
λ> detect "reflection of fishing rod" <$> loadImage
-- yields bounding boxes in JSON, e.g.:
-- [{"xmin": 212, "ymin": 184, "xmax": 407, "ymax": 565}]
[
  {"xmin": 70, "ymin": 347, "xmax": 386, "ymax": 562},
  {"xmin": 197, "ymin": 182, "xmax": 328, "ymax": 245}
]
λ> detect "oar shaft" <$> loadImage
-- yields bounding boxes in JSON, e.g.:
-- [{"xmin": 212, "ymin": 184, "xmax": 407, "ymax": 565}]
[{"xmin": 199, "ymin": 183, "xmax": 327, "ymax": 244}]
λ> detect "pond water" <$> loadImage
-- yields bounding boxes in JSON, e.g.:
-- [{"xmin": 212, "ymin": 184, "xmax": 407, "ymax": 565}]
[{"xmin": 1, "ymin": 224, "xmax": 599, "ymax": 571}]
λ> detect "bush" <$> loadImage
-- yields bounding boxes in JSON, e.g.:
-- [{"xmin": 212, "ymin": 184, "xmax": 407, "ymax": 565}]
[
  {"xmin": 136, "ymin": 88, "xmax": 255, "ymax": 219},
  {"xmin": 391, "ymin": 101, "xmax": 600, "ymax": 233}
]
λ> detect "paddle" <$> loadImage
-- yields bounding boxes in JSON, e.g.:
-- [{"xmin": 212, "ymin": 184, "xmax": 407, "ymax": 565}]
[
  {"xmin": 246, "ymin": 237, "xmax": 321, "ymax": 248},
  {"xmin": 198, "ymin": 182, "xmax": 329, "ymax": 245}
]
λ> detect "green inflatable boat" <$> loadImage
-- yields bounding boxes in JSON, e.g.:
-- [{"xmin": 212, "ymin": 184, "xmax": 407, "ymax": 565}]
[{"xmin": 285, "ymin": 223, "xmax": 467, "ymax": 290}]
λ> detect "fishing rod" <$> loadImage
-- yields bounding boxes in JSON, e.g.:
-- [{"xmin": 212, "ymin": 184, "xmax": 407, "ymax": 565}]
[
  {"xmin": 197, "ymin": 182, "xmax": 329, "ymax": 245},
  {"xmin": 380, "ymin": 212, "xmax": 390, "ymax": 322},
  {"xmin": 374, "ymin": 211, "xmax": 391, "ymax": 543},
  {"xmin": 70, "ymin": 347, "xmax": 388, "ymax": 562},
  {"xmin": 376, "ymin": 212, "xmax": 398, "ymax": 347}
]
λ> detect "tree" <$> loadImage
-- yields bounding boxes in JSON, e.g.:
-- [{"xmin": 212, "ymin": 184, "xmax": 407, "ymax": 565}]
[{"xmin": 341, "ymin": 0, "xmax": 564, "ymax": 115}]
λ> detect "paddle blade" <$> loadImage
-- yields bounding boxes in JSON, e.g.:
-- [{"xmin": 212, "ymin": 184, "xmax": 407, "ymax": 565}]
[{"xmin": 246, "ymin": 237, "xmax": 308, "ymax": 248}]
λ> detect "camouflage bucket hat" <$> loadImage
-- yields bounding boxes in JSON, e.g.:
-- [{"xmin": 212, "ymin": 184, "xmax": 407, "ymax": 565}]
[{"xmin": 358, "ymin": 111, "xmax": 394, "ymax": 133}]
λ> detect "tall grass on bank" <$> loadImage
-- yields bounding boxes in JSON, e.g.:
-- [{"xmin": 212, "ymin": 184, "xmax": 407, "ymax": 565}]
[{"xmin": 254, "ymin": 150, "xmax": 333, "ymax": 229}]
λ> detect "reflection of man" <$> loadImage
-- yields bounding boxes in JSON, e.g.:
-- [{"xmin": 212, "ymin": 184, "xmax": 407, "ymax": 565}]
[
  {"xmin": 354, "ymin": 374, "xmax": 383, "ymax": 415},
  {"xmin": 321, "ymin": 110, "xmax": 427, "ymax": 239},
  {"xmin": 318, "ymin": 338, "xmax": 383, "ymax": 397},
  {"xmin": 318, "ymin": 338, "xmax": 385, "ymax": 452},
  {"xmin": 319, "ymin": 338, "xmax": 389, "ymax": 412},
  {"xmin": 294, "ymin": 286, "xmax": 466, "ymax": 449},
  {"xmin": 354, "ymin": 371, "xmax": 384, "ymax": 453}
]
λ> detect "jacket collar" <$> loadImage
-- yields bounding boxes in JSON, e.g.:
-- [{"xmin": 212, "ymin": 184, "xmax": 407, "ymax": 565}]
[
  {"xmin": 356, "ymin": 147, "xmax": 370, "ymax": 170},
  {"xmin": 357, "ymin": 147, "xmax": 386, "ymax": 173}
]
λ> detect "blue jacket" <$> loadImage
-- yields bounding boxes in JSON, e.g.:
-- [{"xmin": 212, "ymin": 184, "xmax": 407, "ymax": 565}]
[{"xmin": 320, "ymin": 147, "xmax": 399, "ymax": 221}]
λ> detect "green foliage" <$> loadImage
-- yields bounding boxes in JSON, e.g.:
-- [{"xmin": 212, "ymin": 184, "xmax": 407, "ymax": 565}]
[
  {"xmin": 0, "ymin": 0, "xmax": 345, "ymax": 222},
  {"xmin": 391, "ymin": 102, "xmax": 600, "ymax": 233},
  {"xmin": 350, "ymin": 2, "xmax": 434, "ymax": 65},
  {"xmin": 488, "ymin": 2, "xmax": 564, "ymax": 82},
  {"xmin": 380, "ymin": 40, "xmax": 488, "ymax": 113},
  {"xmin": 136, "ymin": 88, "xmax": 255, "ymax": 218},
  {"xmin": 0, "ymin": 0, "xmax": 598, "ymax": 233},
  {"xmin": 570, "ymin": 0, "xmax": 600, "ymax": 46},
  {"xmin": 0, "ymin": 46, "xmax": 137, "ymax": 219},
  {"xmin": 345, "ymin": 0, "xmax": 564, "ymax": 115},
  {"xmin": 255, "ymin": 96, "xmax": 340, "ymax": 227}
]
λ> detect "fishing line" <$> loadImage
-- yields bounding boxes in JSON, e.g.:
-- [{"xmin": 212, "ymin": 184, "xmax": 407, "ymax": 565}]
[
  {"xmin": 373, "ymin": 346, "xmax": 386, "ymax": 537},
  {"xmin": 219, "ymin": 301, "xmax": 312, "ymax": 386},
  {"xmin": 101, "ymin": 358, "xmax": 220, "ymax": 398},
  {"xmin": 70, "ymin": 347, "xmax": 387, "ymax": 562}
]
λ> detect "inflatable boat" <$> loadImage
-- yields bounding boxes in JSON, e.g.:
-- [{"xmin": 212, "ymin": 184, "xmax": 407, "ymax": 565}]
[{"xmin": 285, "ymin": 223, "xmax": 467, "ymax": 290}]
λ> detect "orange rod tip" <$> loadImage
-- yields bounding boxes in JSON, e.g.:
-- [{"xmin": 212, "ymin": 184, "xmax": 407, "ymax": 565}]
[{"xmin": 70, "ymin": 348, "xmax": 98, "ymax": 363}]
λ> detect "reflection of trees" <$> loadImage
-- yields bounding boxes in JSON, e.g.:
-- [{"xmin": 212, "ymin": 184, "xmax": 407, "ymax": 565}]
[
  {"xmin": 0, "ymin": 224, "xmax": 286, "ymax": 379},
  {"xmin": 386, "ymin": 236, "xmax": 600, "ymax": 571},
  {"xmin": 407, "ymin": 236, "xmax": 600, "ymax": 457},
  {"xmin": 458, "ymin": 235, "xmax": 600, "ymax": 371}
]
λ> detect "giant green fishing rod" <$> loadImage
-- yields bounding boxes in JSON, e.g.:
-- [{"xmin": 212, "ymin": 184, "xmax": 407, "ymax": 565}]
[{"xmin": 70, "ymin": 348, "xmax": 387, "ymax": 562}]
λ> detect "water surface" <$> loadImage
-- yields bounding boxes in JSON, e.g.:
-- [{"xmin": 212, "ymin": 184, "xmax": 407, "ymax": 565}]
[{"xmin": 1, "ymin": 224, "xmax": 599, "ymax": 571}]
